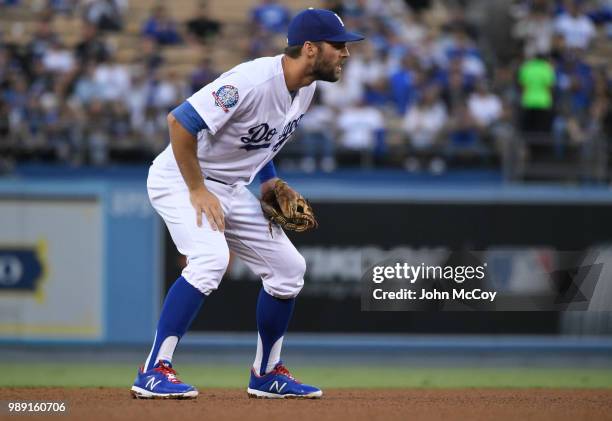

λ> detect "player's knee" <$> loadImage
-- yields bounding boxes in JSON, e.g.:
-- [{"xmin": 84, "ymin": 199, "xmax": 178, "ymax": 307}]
[
  {"xmin": 266, "ymin": 251, "xmax": 306, "ymax": 298},
  {"xmin": 210, "ymin": 248, "xmax": 231, "ymax": 277},
  {"xmin": 182, "ymin": 247, "xmax": 230, "ymax": 294},
  {"xmin": 282, "ymin": 250, "xmax": 307, "ymax": 280}
]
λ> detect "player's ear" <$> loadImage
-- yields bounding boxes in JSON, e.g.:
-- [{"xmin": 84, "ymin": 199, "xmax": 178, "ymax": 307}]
[{"xmin": 304, "ymin": 41, "xmax": 319, "ymax": 58}]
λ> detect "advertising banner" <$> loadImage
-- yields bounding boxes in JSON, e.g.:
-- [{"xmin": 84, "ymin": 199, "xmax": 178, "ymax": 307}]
[
  {"xmin": 0, "ymin": 198, "xmax": 103, "ymax": 340},
  {"xmin": 166, "ymin": 200, "xmax": 612, "ymax": 333}
]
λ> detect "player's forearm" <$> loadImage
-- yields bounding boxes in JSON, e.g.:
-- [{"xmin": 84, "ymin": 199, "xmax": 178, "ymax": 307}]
[{"xmin": 168, "ymin": 114, "xmax": 206, "ymax": 192}]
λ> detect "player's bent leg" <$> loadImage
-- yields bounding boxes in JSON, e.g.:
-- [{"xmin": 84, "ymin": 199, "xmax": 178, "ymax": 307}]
[
  {"xmin": 247, "ymin": 286, "xmax": 322, "ymax": 399},
  {"xmin": 137, "ymin": 174, "xmax": 231, "ymax": 399},
  {"xmin": 230, "ymin": 244, "xmax": 322, "ymax": 398},
  {"xmin": 224, "ymin": 186, "xmax": 321, "ymax": 398}
]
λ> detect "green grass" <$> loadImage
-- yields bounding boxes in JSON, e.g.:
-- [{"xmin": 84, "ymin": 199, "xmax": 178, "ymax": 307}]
[{"xmin": 2, "ymin": 364, "xmax": 612, "ymax": 389}]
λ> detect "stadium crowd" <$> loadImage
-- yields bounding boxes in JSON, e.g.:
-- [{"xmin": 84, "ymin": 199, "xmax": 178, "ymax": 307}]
[{"xmin": 0, "ymin": 0, "xmax": 610, "ymax": 175}]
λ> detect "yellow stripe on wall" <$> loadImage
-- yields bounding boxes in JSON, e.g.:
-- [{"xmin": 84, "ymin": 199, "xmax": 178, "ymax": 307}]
[{"xmin": 0, "ymin": 324, "xmax": 100, "ymax": 337}]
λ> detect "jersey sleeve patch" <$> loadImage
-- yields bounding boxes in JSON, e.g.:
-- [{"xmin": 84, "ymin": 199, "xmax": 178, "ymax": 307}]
[{"xmin": 212, "ymin": 85, "xmax": 240, "ymax": 112}]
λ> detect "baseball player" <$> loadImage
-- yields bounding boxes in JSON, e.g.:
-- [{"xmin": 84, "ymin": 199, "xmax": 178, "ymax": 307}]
[{"xmin": 130, "ymin": 8, "xmax": 364, "ymax": 399}]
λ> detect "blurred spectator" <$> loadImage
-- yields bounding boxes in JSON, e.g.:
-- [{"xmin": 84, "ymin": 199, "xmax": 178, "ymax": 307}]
[
  {"xmin": 318, "ymin": 75, "xmax": 363, "ymax": 109},
  {"xmin": 337, "ymin": 99, "xmax": 386, "ymax": 165},
  {"xmin": 28, "ymin": 58, "xmax": 54, "ymax": 97},
  {"xmin": 93, "ymin": 54, "xmax": 130, "ymax": 102},
  {"xmin": 83, "ymin": 0, "xmax": 124, "ymax": 32},
  {"xmin": 142, "ymin": 5, "xmax": 183, "ymax": 45},
  {"xmin": 48, "ymin": 0, "xmax": 79, "ymax": 15},
  {"xmin": 549, "ymin": 32, "xmax": 567, "ymax": 63},
  {"xmin": 413, "ymin": 30, "xmax": 447, "ymax": 69},
  {"xmin": 518, "ymin": 54, "xmax": 556, "ymax": 132},
  {"xmin": 403, "ymin": 0, "xmax": 432, "ymax": 14},
  {"xmin": 468, "ymin": 79, "xmax": 503, "ymax": 133},
  {"xmin": 85, "ymin": 99, "xmax": 111, "ymax": 165},
  {"xmin": 513, "ymin": 2, "xmax": 555, "ymax": 57},
  {"xmin": 40, "ymin": 92, "xmax": 65, "ymax": 158},
  {"xmin": 367, "ymin": 16, "xmax": 399, "ymax": 55},
  {"xmin": 342, "ymin": 0, "xmax": 366, "ymax": 17},
  {"xmin": 125, "ymin": 68, "xmax": 149, "ymax": 130},
  {"xmin": 141, "ymin": 104, "xmax": 167, "ymax": 154},
  {"xmin": 323, "ymin": 0, "xmax": 345, "ymax": 16},
  {"xmin": 601, "ymin": 87, "xmax": 612, "ymax": 143},
  {"xmin": 52, "ymin": 103, "xmax": 81, "ymax": 163},
  {"xmin": 397, "ymin": 12, "xmax": 428, "ymax": 48},
  {"xmin": 121, "ymin": 67, "xmax": 185, "ymax": 154},
  {"xmin": 389, "ymin": 53, "xmax": 420, "ymax": 115},
  {"xmin": 148, "ymin": 69, "xmax": 185, "ymax": 111},
  {"xmin": 553, "ymin": 49, "xmax": 594, "ymax": 156},
  {"xmin": 74, "ymin": 22, "xmax": 111, "ymax": 65},
  {"xmin": 22, "ymin": 95, "xmax": 47, "ymax": 150},
  {"xmin": 403, "ymin": 85, "xmax": 448, "ymax": 172},
  {"xmin": 296, "ymin": 92, "xmax": 336, "ymax": 173},
  {"xmin": 0, "ymin": 46, "xmax": 22, "ymax": 83},
  {"xmin": 343, "ymin": 41, "xmax": 388, "ymax": 106},
  {"xmin": 439, "ymin": 56, "xmax": 474, "ymax": 111},
  {"xmin": 71, "ymin": 61, "xmax": 103, "ymax": 105},
  {"xmin": 555, "ymin": 49, "xmax": 593, "ymax": 117},
  {"xmin": 318, "ymin": 46, "xmax": 375, "ymax": 112},
  {"xmin": 0, "ymin": 97, "xmax": 11, "ymax": 172},
  {"xmin": 554, "ymin": 0, "xmax": 596, "ymax": 50},
  {"xmin": 189, "ymin": 57, "xmax": 218, "ymax": 94},
  {"xmin": 251, "ymin": 0, "xmax": 291, "ymax": 34},
  {"xmin": 3, "ymin": 76, "xmax": 29, "ymax": 127},
  {"xmin": 0, "ymin": 99, "xmax": 9, "ymax": 138},
  {"xmin": 108, "ymin": 100, "xmax": 131, "ymax": 139},
  {"xmin": 246, "ymin": 26, "xmax": 280, "ymax": 59},
  {"xmin": 444, "ymin": 26, "xmax": 485, "ymax": 78},
  {"xmin": 42, "ymin": 40, "xmax": 75, "ymax": 75},
  {"xmin": 0, "ymin": 0, "xmax": 605, "ymax": 175},
  {"xmin": 185, "ymin": 0, "xmax": 221, "ymax": 44},
  {"xmin": 26, "ymin": 17, "xmax": 60, "ymax": 61},
  {"xmin": 136, "ymin": 36, "xmax": 164, "ymax": 75},
  {"xmin": 0, "ymin": 95, "xmax": 12, "ymax": 172},
  {"xmin": 446, "ymin": 101, "xmax": 487, "ymax": 165},
  {"xmin": 446, "ymin": 8, "xmax": 479, "ymax": 41},
  {"xmin": 592, "ymin": 67, "xmax": 610, "ymax": 121}
]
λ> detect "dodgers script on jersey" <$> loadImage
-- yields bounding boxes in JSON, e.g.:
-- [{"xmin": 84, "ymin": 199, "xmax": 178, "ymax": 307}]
[{"xmin": 152, "ymin": 55, "xmax": 316, "ymax": 185}]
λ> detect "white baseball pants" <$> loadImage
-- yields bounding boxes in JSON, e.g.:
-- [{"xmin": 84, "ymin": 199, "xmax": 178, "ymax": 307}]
[{"xmin": 147, "ymin": 167, "xmax": 306, "ymax": 298}]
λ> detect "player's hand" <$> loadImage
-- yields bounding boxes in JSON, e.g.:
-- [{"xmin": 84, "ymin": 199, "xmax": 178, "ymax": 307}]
[
  {"xmin": 189, "ymin": 185, "xmax": 225, "ymax": 232},
  {"xmin": 260, "ymin": 177, "xmax": 280, "ymax": 197}
]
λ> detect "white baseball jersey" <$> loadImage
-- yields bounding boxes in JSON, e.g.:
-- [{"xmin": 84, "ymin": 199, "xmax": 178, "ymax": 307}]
[{"xmin": 152, "ymin": 55, "xmax": 317, "ymax": 185}]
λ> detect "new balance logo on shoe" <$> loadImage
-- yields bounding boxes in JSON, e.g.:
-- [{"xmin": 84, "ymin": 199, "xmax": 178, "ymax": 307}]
[
  {"xmin": 145, "ymin": 376, "xmax": 162, "ymax": 391},
  {"xmin": 269, "ymin": 381, "xmax": 287, "ymax": 393}
]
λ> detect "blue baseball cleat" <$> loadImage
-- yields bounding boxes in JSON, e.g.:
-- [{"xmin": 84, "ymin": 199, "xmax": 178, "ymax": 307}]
[
  {"xmin": 247, "ymin": 362, "xmax": 323, "ymax": 399},
  {"xmin": 131, "ymin": 360, "xmax": 198, "ymax": 399}
]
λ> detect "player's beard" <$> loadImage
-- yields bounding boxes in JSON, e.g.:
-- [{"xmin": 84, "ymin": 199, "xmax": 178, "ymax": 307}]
[{"xmin": 312, "ymin": 54, "xmax": 340, "ymax": 82}]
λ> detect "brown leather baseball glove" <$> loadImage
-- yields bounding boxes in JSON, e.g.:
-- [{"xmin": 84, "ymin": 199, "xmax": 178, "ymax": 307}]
[{"xmin": 260, "ymin": 179, "xmax": 318, "ymax": 235}]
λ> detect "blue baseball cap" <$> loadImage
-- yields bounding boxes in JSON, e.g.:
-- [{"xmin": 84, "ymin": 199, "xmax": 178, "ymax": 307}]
[{"xmin": 287, "ymin": 8, "xmax": 365, "ymax": 47}]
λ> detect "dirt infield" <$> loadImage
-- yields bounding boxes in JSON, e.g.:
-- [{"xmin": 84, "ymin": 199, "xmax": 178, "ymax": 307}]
[{"xmin": 2, "ymin": 388, "xmax": 611, "ymax": 421}]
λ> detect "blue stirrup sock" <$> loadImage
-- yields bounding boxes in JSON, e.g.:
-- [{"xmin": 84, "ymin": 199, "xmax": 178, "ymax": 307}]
[
  {"xmin": 253, "ymin": 288, "xmax": 296, "ymax": 376},
  {"xmin": 144, "ymin": 276, "xmax": 205, "ymax": 371}
]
